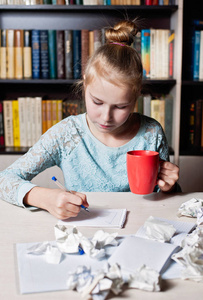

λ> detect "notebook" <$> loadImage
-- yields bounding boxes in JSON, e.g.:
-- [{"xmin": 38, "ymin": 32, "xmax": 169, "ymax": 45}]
[{"xmin": 58, "ymin": 208, "xmax": 127, "ymax": 228}]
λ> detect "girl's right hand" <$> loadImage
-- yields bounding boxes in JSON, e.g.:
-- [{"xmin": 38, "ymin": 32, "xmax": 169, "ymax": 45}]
[{"xmin": 24, "ymin": 187, "xmax": 88, "ymax": 220}]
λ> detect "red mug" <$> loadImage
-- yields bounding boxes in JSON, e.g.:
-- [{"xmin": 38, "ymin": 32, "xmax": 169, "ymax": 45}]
[{"xmin": 126, "ymin": 150, "xmax": 160, "ymax": 195}]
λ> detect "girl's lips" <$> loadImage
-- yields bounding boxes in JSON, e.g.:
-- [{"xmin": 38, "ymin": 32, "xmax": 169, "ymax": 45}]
[{"xmin": 99, "ymin": 124, "xmax": 113, "ymax": 129}]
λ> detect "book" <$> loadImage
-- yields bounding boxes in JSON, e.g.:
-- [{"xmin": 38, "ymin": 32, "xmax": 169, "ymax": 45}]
[
  {"xmin": 0, "ymin": 29, "xmax": 7, "ymax": 79},
  {"xmin": 6, "ymin": 29, "xmax": 15, "ymax": 79},
  {"xmin": 81, "ymin": 29, "xmax": 89, "ymax": 76},
  {"xmin": 35, "ymin": 97, "xmax": 42, "ymax": 142},
  {"xmin": 73, "ymin": 30, "xmax": 81, "ymax": 79},
  {"xmin": 168, "ymin": 29, "xmax": 175, "ymax": 78},
  {"xmin": 0, "ymin": 101, "xmax": 4, "ymax": 147},
  {"xmin": 93, "ymin": 29, "xmax": 101, "ymax": 51},
  {"xmin": 141, "ymin": 29, "xmax": 150, "ymax": 79},
  {"xmin": 18, "ymin": 97, "xmax": 27, "ymax": 147},
  {"xmin": 12, "ymin": 100, "xmax": 20, "ymax": 147},
  {"xmin": 31, "ymin": 97, "xmax": 36, "ymax": 146},
  {"xmin": 162, "ymin": 29, "xmax": 169, "ymax": 78},
  {"xmin": 42, "ymin": 100, "xmax": 47, "ymax": 134},
  {"xmin": 191, "ymin": 30, "xmax": 201, "ymax": 80},
  {"xmin": 46, "ymin": 100, "xmax": 52, "ymax": 130},
  {"xmin": 64, "ymin": 30, "xmax": 73, "ymax": 79},
  {"xmin": 189, "ymin": 101, "xmax": 195, "ymax": 147},
  {"xmin": 51, "ymin": 100, "xmax": 57, "ymax": 126},
  {"xmin": 32, "ymin": 30, "xmax": 41, "ymax": 79},
  {"xmin": 26, "ymin": 97, "xmax": 33, "ymax": 147},
  {"xmin": 88, "ymin": 30, "xmax": 94, "ymax": 57},
  {"xmin": 14, "ymin": 30, "xmax": 23, "ymax": 79},
  {"xmin": 48, "ymin": 30, "xmax": 57, "ymax": 79},
  {"xmin": 56, "ymin": 100, "xmax": 63, "ymax": 122},
  {"xmin": 23, "ymin": 30, "xmax": 32, "ymax": 79},
  {"xmin": 150, "ymin": 28, "xmax": 156, "ymax": 78},
  {"xmin": 40, "ymin": 30, "xmax": 49, "ymax": 79},
  {"xmin": 143, "ymin": 94, "xmax": 151, "ymax": 117},
  {"xmin": 199, "ymin": 31, "xmax": 203, "ymax": 80},
  {"xmin": 3, "ymin": 100, "xmax": 13, "ymax": 147},
  {"xmin": 56, "ymin": 30, "xmax": 65, "ymax": 79}
]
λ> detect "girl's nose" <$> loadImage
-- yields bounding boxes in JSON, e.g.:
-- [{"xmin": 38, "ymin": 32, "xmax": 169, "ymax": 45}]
[{"xmin": 102, "ymin": 106, "xmax": 112, "ymax": 122}]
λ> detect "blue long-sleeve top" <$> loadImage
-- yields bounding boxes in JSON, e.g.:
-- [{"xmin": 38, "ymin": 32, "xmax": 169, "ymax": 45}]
[{"xmin": 0, "ymin": 113, "xmax": 170, "ymax": 209}]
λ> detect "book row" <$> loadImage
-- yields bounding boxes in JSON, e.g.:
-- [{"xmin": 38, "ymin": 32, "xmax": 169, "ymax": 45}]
[
  {"xmin": 140, "ymin": 29, "xmax": 174, "ymax": 79},
  {"xmin": 0, "ymin": 29, "xmax": 105, "ymax": 80},
  {"xmin": 189, "ymin": 99, "xmax": 203, "ymax": 149},
  {"xmin": 135, "ymin": 93, "xmax": 173, "ymax": 147},
  {"xmin": 0, "ymin": 97, "xmax": 84, "ymax": 148},
  {"xmin": 0, "ymin": 0, "xmax": 176, "ymax": 6},
  {"xmin": 0, "ymin": 28, "xmax": 174, "ymax": 80}
]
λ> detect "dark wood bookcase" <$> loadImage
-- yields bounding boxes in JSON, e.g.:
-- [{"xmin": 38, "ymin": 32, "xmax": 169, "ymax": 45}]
[
  {"xmin": 0, "ymin": 3, "xmax": 179, "ymax": 155},
  {"xmin": 180, "ymin": 0, "xmax": 203, "ymax": 156}
]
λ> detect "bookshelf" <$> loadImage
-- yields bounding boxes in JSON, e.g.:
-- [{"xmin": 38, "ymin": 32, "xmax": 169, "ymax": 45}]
[{"xmin": 4, "ymin": 2, "xmax": 203, "ymax": 192}]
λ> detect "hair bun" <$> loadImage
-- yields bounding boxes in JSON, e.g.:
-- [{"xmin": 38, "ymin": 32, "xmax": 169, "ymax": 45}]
[{"xmin": 105, "ymin": 20, "xmax": 139, "ymax": 46}]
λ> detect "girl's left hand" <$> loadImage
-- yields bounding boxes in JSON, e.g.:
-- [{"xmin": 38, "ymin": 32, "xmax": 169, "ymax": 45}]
[{"xmin": 157, "ymin": 161, "xmax": 179, "ymax": 192}]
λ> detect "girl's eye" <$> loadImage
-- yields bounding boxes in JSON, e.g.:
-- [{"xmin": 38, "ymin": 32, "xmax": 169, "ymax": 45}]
[
  {"xmin": 116, "ymin": 106, "xmax": 127, "ymax": 109},
  {"xmin": 93, "ymin": 100, "xmax": 102, "ymax": 105}
]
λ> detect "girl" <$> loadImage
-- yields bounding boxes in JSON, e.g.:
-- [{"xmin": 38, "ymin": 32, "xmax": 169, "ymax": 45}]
[{"xmin": 0, "ymin": 20, "xmax": 180, "ymax": 220}]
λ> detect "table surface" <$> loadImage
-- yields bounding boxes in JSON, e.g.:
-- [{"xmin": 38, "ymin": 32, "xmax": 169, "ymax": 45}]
[{"xmin": 1, "ymin": 191, "xmax": 203, "ymax": 300}]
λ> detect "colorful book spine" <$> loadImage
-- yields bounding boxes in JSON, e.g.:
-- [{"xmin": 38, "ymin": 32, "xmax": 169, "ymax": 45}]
[
  {"xmin": 57, "ymin": 100, "xmax": 63, "ymax": 122},
  {"xmin": 0, "ymin": 101, "xmax": 4, "ymax": 147},
  {"xmin": 56, "ymin": 30, "xmax": 65, "ymax": 79},
  {"xmin": 141, "ymin": 29, "xmax": 150, "ymax": 79},
  {"xmin": 23, "ymin": 30, "xmax": 32, "ymax": 79},
  {"xmin": 168, "ymin": 29, "xmax": 175, "ymax": 79},
  {"xmin": 81, "ymin": 29, "xmax": 89, "ymax": 76},
  {"xmin": 18, "ymin": 97, "xmax": 27, "ymax": 147},
  {"xmin": 46, "ymin": 100, "xmax": 52, "ymax": 130},
  {"xmin": 42, "ymin": 100, "xmax": 47, "ymax": 134},
  {"xmin": 40, "ymin": 30, "xmax": 49, "ymax": 79},
  {"xmin": 14, "ymin": 29, "xmax": 23, "ymax": 80},
  {"xmin": 26, "ymin": 97, "xmax": 32, "ymax": 147},
  {"xmin": 64, "ymin": 30, "xmax": 73, "ymax": 79},
  {"xmin": 6, "ymin": 29, "xmax": 15, "ymax": 79},
  {"xmin": 191, "ymin": 30, "xmax": 201, "ymax": 80},
  {"xmin": 48, "ymin": 30, "xmax": 57, "ymax": 79},
  {"xmin": 12, "ymin": 100, "xmax": 20, "ymax": 147},
  {"xmin": 199, "ymin": 31, "xmax": 203, "ymax": 80},
  {"xmin": 73, "ymin": 30, "xmax": 81, "ymax": 79},
  {"xmin": 35, "ymin": 97, "xmax": 42, "ymax": 142},
  {"xmin": 32, "ymin": 30, "xmax": 41, "ymax": 79},
  {"xmin": 3, "ymin": 100, "xmax": 13, "ymax": 147},
  {"xmin": 0, "ymin": 30, "xmax": 7, "ymax": 79},
  {"xmin": 51, "ymin": 100, "xmax": 57, "ymax": 126}
]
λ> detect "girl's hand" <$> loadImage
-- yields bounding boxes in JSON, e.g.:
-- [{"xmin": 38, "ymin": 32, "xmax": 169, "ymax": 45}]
[
  {"xmin": 157, "ymin": 161, "xmax": 179, "ymax": 193},
  {"xmin": 24, "ymin": 187, "xmax": 88, "ymax": 220}
]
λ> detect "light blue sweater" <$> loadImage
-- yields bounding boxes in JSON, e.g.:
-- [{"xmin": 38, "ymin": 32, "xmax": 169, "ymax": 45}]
[{"xmin": 0, "ymin": 113, "xmax": 169, "ymax": 208}]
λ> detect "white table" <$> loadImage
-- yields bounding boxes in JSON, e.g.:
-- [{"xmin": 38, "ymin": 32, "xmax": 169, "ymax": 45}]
[{"xmin": 0, "ymin": 192, "xmax": 203, "ymax": 299}]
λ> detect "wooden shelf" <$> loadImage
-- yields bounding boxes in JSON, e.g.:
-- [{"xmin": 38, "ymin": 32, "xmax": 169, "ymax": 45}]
[{"xmin": 0, "ymin": 5, "xmax": 178, "ymax": 12}]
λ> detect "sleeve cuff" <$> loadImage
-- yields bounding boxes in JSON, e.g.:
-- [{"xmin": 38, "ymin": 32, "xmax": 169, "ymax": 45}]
[{"xmin": 17, "ymin": 182, "xmax": 38, "ymax": 211}]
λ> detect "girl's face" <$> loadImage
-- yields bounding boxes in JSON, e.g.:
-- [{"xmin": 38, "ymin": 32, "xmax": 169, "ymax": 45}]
[{"xmin": 85, "ymin": 76, "xmax": 135, "ymax": 135}]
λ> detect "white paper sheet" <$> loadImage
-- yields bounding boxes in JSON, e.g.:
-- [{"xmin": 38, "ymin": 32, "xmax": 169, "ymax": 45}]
[
  {"xmin": 16, "ymin": 241, "xmax": 109, "ymax": 294},
  {"xmin": 108, "ymin": 236, "xmax": 179, "ymax": 274},
  {"xmin": 58, "ymin": 208, "xmax": 127, "ymax": 228}
]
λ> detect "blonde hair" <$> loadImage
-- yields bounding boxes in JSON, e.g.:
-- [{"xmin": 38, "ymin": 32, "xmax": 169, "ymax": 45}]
[{"xmin": 83, "ymin": 19, "xmax": 143, "ymax": 100}]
